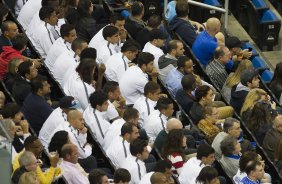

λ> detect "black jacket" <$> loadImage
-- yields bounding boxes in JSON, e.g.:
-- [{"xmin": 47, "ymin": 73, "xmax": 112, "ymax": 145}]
[
  {"xmin": 230, "ymin": 83, "xmax": 249, "ymax": 114},
  {"xmin": 76, "ymin": 16, "xmax": 97, "ymax": 43},
  {"xmin": 12, "ymin": 75, "xmax": 31, "ymax": 106},
  {"xmin": 175, "ymin": 89, "xmax": 195, "ymax": 114},
  {"xmin": 125, "ymin": 17, "xmax": 145, "ymax": 40}
]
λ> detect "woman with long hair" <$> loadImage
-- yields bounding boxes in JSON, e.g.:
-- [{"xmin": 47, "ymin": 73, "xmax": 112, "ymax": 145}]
[
  {"xmin": 269, "ymin": 62, "xmax": 282, "ymax": 103},
  {"xmin": 48, "ymin": 130, "xmax": 71, "ymax": 157},
  {"xmin": 162, "ymin": 129, "xmax": 186, "ymax": 176},
  {"xmin": 195, "ymin": 166, "xmax": 219, "ymax": 184}
]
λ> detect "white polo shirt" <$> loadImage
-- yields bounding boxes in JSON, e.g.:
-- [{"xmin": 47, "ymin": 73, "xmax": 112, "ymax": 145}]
[
  {"xmin": 105, "ymin": 52, "xmax": 130, "ymax": 82},
  {"xmin": 17, "ymin": 0, "xmax": 41, "ymax": 30},
  {"xmin": 106, "ymin": 136, "xmax": 131, "ymax": 169},
  {"xmin": 119, "ymin": 66, "xmax": 148, "ymax": 105},
  {"xmin": 144, "ymin": 110, "xmax": 168, "ymax": 140},
  {"xmin": 88, "ymin": 25, "xmax": 107, "ymax": 50},
  {"xmin": 133, "ymin": 96, "xmax": 157, "ymax": 128},
  {"xmin": 139, "ymin": 172, "xmax": 154, "ymax": 184},
  {"xmin": 96, "ymin": 42, "xmax": 120, "ymax": 64},
  {"xmin": 39, "ymin": 107, "xmax": 68, "ymax": 150},
  {"xmin": 63, "ymin": 75, "xmax": 95, "ymax": 111},
  {"xmin": 143, "ymin": 42, "xmax": 164, "ymax": 71},
  {"xmin": 103, "ymin": 118, "xmax": 125, "ymax": 150},
  {"xmin": 102, "ymin": 100, "xmax": 119, "ymax": 122},
  {"xmin": 45, "ymin": 37, "xmax": 72, "ymax": 70},
  {"xmin": 122, "ymin": 155, "xmax": 147, "ymax": 184},
  {"xmin": 83, "ymin": 105, "xmax": 111, "ymax": 145}
]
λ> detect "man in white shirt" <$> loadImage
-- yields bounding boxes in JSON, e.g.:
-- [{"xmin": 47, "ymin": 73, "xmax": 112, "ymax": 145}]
[
  {"xmin": 105, "ymin": 39, "xmax": 139, "ymax": 82},
  {"xmin": 83, "ymin": 91, "xmax": 111, "ymax": 145},
  {"xmin": 39, "ymin": 96, "xmax": 80, "ymax": 150},
  {"xmin": 133, "ymin": 81, "xmax": 160, "ymax": 127},
  {"xmin": 28, "ymin": 6, "xmax": 58, "ymax": 58},
  {"xmin": 144, "ymin": 97, "xmax": 174, "ymax": 141},
  {"xmin": 96, "ymin": 25, "xmax": 120, "ymax": 64},
  {"xmin": 17, "ymin": 0, "xmax": 41, "ymax": 29},
  {"xmin": 103, "ymin": 107, "xmax": 139, "ymax": 150},
  {"xmin": 60, "ymin": 144, "xmax": 90, "ymax": 184},
  {"xmin": 107, "ymin": 123, "xmax": 140, "ymax": 169},
  {"xmin": 45, "ymin": 24, "xmax": 77, "ymax": 70},
  {"xmin": 119, "ymin": 52, "xmax": 158, "ymax": 105},
  {"xmin": 142, "ymin": 29, "xmax": 165, "ymax": 70},
  {"xmin": 178, "ymin": 144, "xmax": 216, "ymax": 184},
  {"xmin": 121, "ymin": 138, "xmax": 149, "ymax": 184}
]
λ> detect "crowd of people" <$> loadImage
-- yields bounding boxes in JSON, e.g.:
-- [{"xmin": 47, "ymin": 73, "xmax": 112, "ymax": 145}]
[{"xmin": 0, "ymin": 0, "xmax": 282, "ymax": 184}]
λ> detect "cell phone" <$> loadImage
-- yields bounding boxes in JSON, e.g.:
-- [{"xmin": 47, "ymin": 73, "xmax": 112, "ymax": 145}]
[{"xmin": 248, "ymin": 47, "xmax": 253, "ymax": 52}]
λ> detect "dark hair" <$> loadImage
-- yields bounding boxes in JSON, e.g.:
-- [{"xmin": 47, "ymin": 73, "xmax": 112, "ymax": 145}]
[
  {"xmin": 131, "ymin": 1, "xmax": 144, "ymax": 17},
  {"xmin": 220, "ymin": 136, "xmax": 237, "ymax": 156},
  {"xmin": 76, "ymin": 58, "xmax": 96, "ymax": 84},
  {"xmin": 196, "ymin": 166, "xmax": 218, "ymax": 183},
  {"xmin": 196, "ymin": 144, "xmax": 215, "ymax": 160},
  {"xmin": 77, "ymin": 0, "xmax": 92, "ymax": 17},
  {"xmin": 130, "ymin": 138, "xmax": 148, "ymax": 156},
  {"xmin": 155, "ymin": 97, "xmax": 173, "ymax": 111},
  {"xmin": 11, "ymin": 33, "xmax": 28, "ymax": 51},
  {"xmin": 137, "ymin": 52, "xmax": 154, "ymax": 67},
  {"xmin": 48, "ymin": 131, "xmax": 69, "ymax": 157},
  {"xmin": 270, "ymin": 62, "xmax": 282, "ymax": 90},
  {"xmin": 89, "ymin": 90, "xmax": 108, "ymax": 109},
  {"xmin": 114, "ymin": 168, "xmax": 131, "ymax": 183},
  {"xmin": 239, "ymin": 151, "xmax": 259, "ymax": 172},
  {"xmin": 60, "ymin": 24, "xmax": 75, "ymax": 38},
  {"xmin": 0, "ymin": 4, "xmax": 8, "ymax": 27},
  {"xmin": 24, "ymin": 136, "xmax": 39, "ymax": 150},
  {"xmin": 41, "ymin": 0, "xmax": 59, "ymax": 6},
  {"xmin": 167, "ymin": 40, "xmax": 182, "ymax": 53},
  {"xmin": 195, "ymin": 85, "xmax": 211, "ymax": 102},
  {"xmin": 248, "ymin": 102, "xmax": 273, "ymax": 131},
  {"xmin": 154, "ymin": 159, "xmax": 172, "ymax": 173},
  {"xmin": 223, "ymin": 117, "xmax": 239, "ymax": 133},
  {"xmin": 1, "ymin": 21, "xmax": 15, "ymax": 33},
  {"xmin": 102, "ymin": 25, "xmax": 119, "ymax": 40},
  {"xmin": 1, "ymin": 103, "xmax": 21, "ymax": 118},
  {"xmin": 181, "ymin": 74, "xmax": 196, "ymax": 91},
  {"xmin": 245, "ymin": 160, "xmax": 262, "ymax": 175},
  {"xmin": 176, "ymin": 0, "xmax": 189, "ymax": 17},
  {"xmin": 214, "ymin": 46, "xmax": 226, "ymax": 59},
  {"xmin": 39, "ymin": 6, "xmax": 55, "ymax": 21},
  {"xmin": 110, "ymin": 14, "xmax": 125, "ymax": 24},
  {"xmin": 18, "ymin": 60, "xmax": 33, "ymax": 77},
  {"xmin": 123, "ymin": 107, "xmax": 139, "ymax": 122},
  {"xmin": 31, "ymin": 75, "xmax": 48, "ymax": 93},
  {"xmin": 121, "ymin": 123, "xmax": 135, "ymax": 136},
  {"xmin": 89, "ymin": 169, "xmax": 107, "ymax": 184},
  {"xmin": 80, "ymin": 48, "xmax": 97, "ymax": 60},
  {"xmin": 147, "ymin": 15, "xmax": 162, "ymax": 28},
  {"xmin": 103, "ymin": 81, "xmax": 119, "ymax": 95},
  {"xmin": 162, "ymin": 129, "xmax": 185, "ymax": 160},
  {"xmin": 177, "ymin": 55, "xmax": 191, "ymax": 68},
  {"xmin": 121, "ymin": 39, "xmax": 140, "ymax": 53},
  {"xmin": 144, "ymin": 82, "xmax": 160, "ymax": 96},
  {"xmin": 71, "ymin": 38, "xmax": 87, "ymax": 52}
]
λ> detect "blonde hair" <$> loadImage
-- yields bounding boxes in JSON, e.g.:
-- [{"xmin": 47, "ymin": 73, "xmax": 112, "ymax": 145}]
[
  {"xmin": 240, "ymin": 88, "xmax": 267, "ymax": 115},
  {"xmin": 19, "ymin": 171, "xmax": 37, "ymax": 184},
  {"xmin": 225, "ymin": 60, "xmax": 253, "ymax": 88}
]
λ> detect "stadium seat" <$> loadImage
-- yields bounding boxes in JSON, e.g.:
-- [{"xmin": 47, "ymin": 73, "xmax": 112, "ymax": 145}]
[
  {"xmin": 241, "ymin": 42, "xmax": 259, "ymax": 56},
  {"xmin": 261, "ymin": 69, "xmax": 274, "ymax": 83},
  {"xmin": 251, "ymin": 56, "xmax": 267, "ymax": 68}
]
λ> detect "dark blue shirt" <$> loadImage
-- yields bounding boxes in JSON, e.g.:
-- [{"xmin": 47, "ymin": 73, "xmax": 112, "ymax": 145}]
[{"xmin": 0, "ymin": 35, "xmax": 12, "ymax": 53}]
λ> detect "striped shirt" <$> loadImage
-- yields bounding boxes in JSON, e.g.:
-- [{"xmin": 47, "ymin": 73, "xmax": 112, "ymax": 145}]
[
  {"xmin": 206, "ymin": 59, "xmax": 228, "ymax": 89},
  {"xmin": 167, "ymin": 152, "xmax": 184, "ymax": 176}
]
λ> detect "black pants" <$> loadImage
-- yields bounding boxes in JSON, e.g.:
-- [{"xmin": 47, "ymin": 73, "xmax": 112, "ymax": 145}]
[{"xmin": 78, "ymin": 155, "xmax": 97, "ymax": 173}]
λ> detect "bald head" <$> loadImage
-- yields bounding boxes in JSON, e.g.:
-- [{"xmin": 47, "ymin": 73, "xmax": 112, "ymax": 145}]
[
  {"xmin": 166, "ymin": 118, "xmax": 183, "ymax": 132},
  {"xmin": 150, "ymin": 172, "xmax": 167, "ymax": 184},
  {"xmin": 67, "ymin": 110, "xmax": 82, "ymax": 122},
  {"xmin": 67, "ymin": 110, "xmax": 84, "ymax": 130},
  {"xmin": 61, "ymin": 144, "xmax": 77, "ymax": 159},
  {"xmin": 206, "ymin": 18, "xmax": 221, "ymax": 36}
]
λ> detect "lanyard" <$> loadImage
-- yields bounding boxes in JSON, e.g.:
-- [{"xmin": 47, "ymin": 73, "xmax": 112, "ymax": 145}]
[
  {"xmin": 82, "ymin": 80, "xmax": 90, "ymax": 103},
  {"xmin": 69, "ymin": 125, "xmax": 85, "ymax": 151},
  {"xmin": 64, "ymin": 40, "xmax": 70, "ymax": 51},
  {"xmin": 62, "ymin": 111, "xmax": 67, "ymax": 121},
  {"xmin": 45, "ymin": 22, "xmax": 54, "ymax": 44},
  {"xmin": 145, "ymin": 98, "xmax": 150, "ymax": 115},
  {"xmin": 159, "ymin": 113, "xmax": 165, "ymax": 130},
  {"xmin": 135, "ymin": 157, "xmax": 141, "ymax": 180},
  {"xmin": 122, "ymin": 139, "xmax": 127, "ymax": 158},
  {"xmin": 107, "ymin": 42, "xmax": 113, "ymax": 56},
  {"xmin": 74, "ymin": 54, "xmax": 78, "ymax": 63},
  {"xmin": 122, "ymin": 55, "xmax": 127, "ymax": 71},
  {"xmin": 93, "ymin": 109, "xmax": 104, "ymax": 139}
]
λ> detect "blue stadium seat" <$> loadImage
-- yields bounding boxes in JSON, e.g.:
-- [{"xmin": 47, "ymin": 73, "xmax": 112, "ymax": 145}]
[
  {"xmin": 261, "ymin": 69, "xmax": 273, "ymax": 83},
  {"xmin": 251, "ymin": 56, "xmax": 267, "ymax": 68},
  {"xmin": 252, "ymin": 0, "xmax": 268, "ymax": 9}
]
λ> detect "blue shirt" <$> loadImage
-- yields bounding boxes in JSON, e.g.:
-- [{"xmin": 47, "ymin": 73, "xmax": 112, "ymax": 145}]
[
  {"xmin": 192, "ymin": 31, "xmax": 218, "ymax": 67},
  {"xmin": 165, "ymin": 68, "xmax": 183, "ymax": 97},
  {"xmin": 240, "ymin": 176, "xmax": 261, "ymax": 184}
]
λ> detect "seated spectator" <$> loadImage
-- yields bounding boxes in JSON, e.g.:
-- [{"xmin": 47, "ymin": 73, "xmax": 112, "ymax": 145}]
[
  {"xmin": 206, "ymin": 46, "xmax": 230, "ymax": 89},
  {"xmin": 60, "ymin": 144, "xmax": 89, "ymax": 184},
  {"xmin": 0, "ymin": 21, "xmax": 19, "ymax": 53},
  {"xmin": 106, "ymin": 123, "xmax": 140, "ymax": 169},
  {"xmin": 144, "ymin": 97, "xmax": 174, "ymax": 140},
  {"xmin": 103, "ymin": 107, "xmax": 139, "ymax": 150},
  {"xmin": 75, "ymin": 0, "xmax": 96, "ymax": 43},
  {"xmin": 169, "ymin": 1, "xmax": 197, "ymax": 47},
  {"xmin": 212, "ymin": 118, "xmax": 253, "ymax": 160},
  {"xmin": 12, "ymin": 151, "xmax": 38, "ymax": 183},
  {"xmin": 162, "ymin": 129, "xmax": 186, "ymax": 176},
  {"xmin": 96, "ymin": 25, "xmax": 121, "ymax": 64},
  {"xmin": 22, "ymin": 75, "xmax": 53, "ymax": 134},
  {"xmin": 198, "ymin": 106, "xmax": 221, "ymax": 144},
  {"xmin": 124, "ymin": 1, "xmax": 146, "ymax": 39},
  {"xmin": 89, "ymin": 169, "xmax": 109, "ymax": 184},
  {"xmin": 166, "ymin": 56, "xmax": 194, "ymax": 97},
  {"xmin": 0, "ymin": 119, "xmax": 17, "ymax": 161},
  {"xmin": 119, "ymin": 52, "xmax": 158, "ymax": 105},
  {"xmin": 247, "ymin": 102, "xmax": 274, "ymax": 145},
  {"xmin": 114, "ymin": 168, "xmax": 131, "ymax": 184},
  {"xmin": 240, "ymin": 160, "xmax": 265, "ymax": 184},
  {"xmin": 45, "ymin": 24, "xmax": 77, "ymax": 69},
  {"xmin": 12, "ymin": 61, "xmax": 38, "ymax": 105},
  {"xmin": 105, "ymin": 39, "xmax": 139, "ymax": 82},
  {"xmin": 220, "ymin": 136, "xmax": 241, "ymax": 177},
  {"xmin": 179, "ymin": 144, "xmax": 215, "ymax": 184},
  {"xmin": 48, "ymin": 130, "xmax": 71, "ymax": 157},
  {"xmin": 263, "ymin": 115, "xmax": 282, "ymax": 161},
  {"xmin": 121, "ymin": 138, "xmax": 149, "ymax": 183},
  {"xmin": 83, "ymin": 91, "xmax": 111, "ymax": 144},
  {"xmin": 158, "ymin": 40, "xmax": 184, "ymax": 81},
  {"xmin": 193, "ymin": 166, "xmax": 219, "ymax": 184},
  {"xmin": 0, "ymin": 33, "xmax": 27, "ymax": 80},
  {"xmin": 143, "ymin": 29, "xmax": 165, "ymax": 70},
  {"xmin": 230, "ymin": 69, "xmax": 260, "ymax": 114},
  {"xmin": 192, "ymin": 17, "xmax": 221, "ymax": 67},
  {"xmin": 150, "ymin": 172, "xmax": 168, "ymax": 184},
  {"xmin": 29, "ymin": 6, "xmax": 58, "ymax": 58},
  {"xmin": 275, "ymin": 140, "xmax": 282, "ymax": 176},
  {"xmin": 39, "ymin": 96, "xmax": 80, "ymax": 150},
  {"xmin": 269, "ymin": 62, "xmax": 282, "ymax": 103},
  {"xmin": 221, "ymin": 59, "xmax": 253, "ymax": 103},
  {"xmin": 134, "ymin": 82, "xmax": 160, "ymax": 127},
  {"xmin": 3, "ymin": 58, "xmax": 23, "ymax": 92}
]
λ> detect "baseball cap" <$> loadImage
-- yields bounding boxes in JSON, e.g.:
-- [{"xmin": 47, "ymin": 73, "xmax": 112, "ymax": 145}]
[
  {"xmin": 240, "ymin": 69, "xmax": 259, "ymax": 86},
  {"xmin": 225, "ymin": 36, "xmax": 242, "ymax": 49},
  {"xmin": 149, "ymin": 29, "xmax": 166, "ymax": 41},
  {"xmin": 59, "ymin": 96, "xmax": 80, "ymax": 109}
]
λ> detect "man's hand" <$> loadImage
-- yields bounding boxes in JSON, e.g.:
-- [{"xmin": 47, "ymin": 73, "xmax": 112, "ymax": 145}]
[
  {"xmin": 31, "ymin": 59, "xmax": 42, "ymax": 68},
  {"xmin": 49, "ymin": 153, "xmax": 60, "ymax": 167},
  {"xmin": 20, "ymin": 120, "xmax": 29, "ymax": 134},
  {"xmin": 148, "ymin": 67, "xmax": 159, "ymax": 78},
  {"xmin": 79, "ymin": 127, "xmax": 88, "ymax": 134},
  {"xmin": 242, "ymin": 49, "xmax": 252, "ymax": 59},
  {"xmin": 119, "ymin": 28, "xmax": 127, "ymax": 42},
  {"xmin": 98, "ymin": 63, "xmax": 106, "ymax": 75}
]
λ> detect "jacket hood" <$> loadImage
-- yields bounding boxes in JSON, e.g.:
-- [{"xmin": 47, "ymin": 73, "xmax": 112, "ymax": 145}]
[
  {"xmin": 1, "ymin": 46, "xmax": 21, "ymax": 58},
  {"xmin": 158, "ymin": 55, "xmax": 177, "ymax": 69},
  {"xmin": 231, "ymin": 83, "xmax": 249, "ymax": 99}
]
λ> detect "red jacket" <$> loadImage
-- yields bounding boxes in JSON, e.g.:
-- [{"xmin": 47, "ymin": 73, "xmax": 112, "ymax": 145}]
[{"xmin": 0, "ymin": 46, "xmax": 24, "ymax": 80}]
